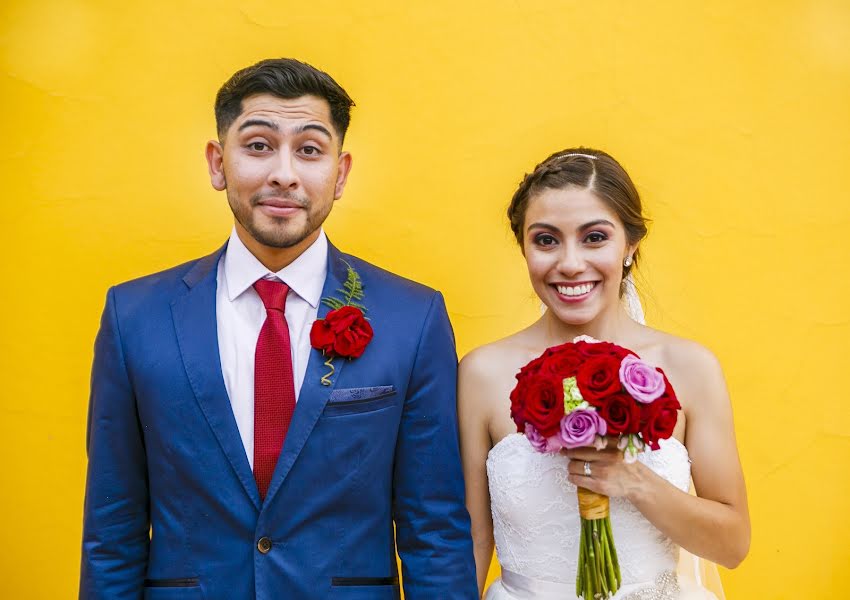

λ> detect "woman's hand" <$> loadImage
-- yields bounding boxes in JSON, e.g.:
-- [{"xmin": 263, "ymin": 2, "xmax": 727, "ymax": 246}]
[{"xmin": 564, "ymin": 440, "xmax": 653, "ymax": 501}]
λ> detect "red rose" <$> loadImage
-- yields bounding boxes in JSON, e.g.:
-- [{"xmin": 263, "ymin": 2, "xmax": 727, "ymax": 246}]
[
  {"xmin": 640, "ymin": 396, "xmax": 680, "ymax": 449},
  {"xmin": 599, "ymin": 392, "xmax": 641, "ymax": 435},
  {"xmin": 640, "ymin": 369, "xmax": 681, "ymax": 448},
  {"xmin": 520, "ymin": 374, "xmax": 565, "ymax": 437},
  {"xmin": 576, "ymin": 355, "xmax": 623, "ymax": 405},
  {"xmin": 656, "ymin": 369, "xmax": 681, "ymax": 410},
  {"xmin": 574, "ymin": 340, "xmax": 631, "ymax": 359},
  {"xmin": 518, "ymin": 354, "xmax": 548, "ymax": 378},
  {"xmin": 310, "ymin": 306, "xmax": 373, "ymax": 358},
  {"xmin": 510, "ymin": 378, "xmax": 530, "ymax": 431},
  {"xmin": 539, "ymin": 345, "xmax": 583, "ymax": 378},
  {"xmin": 310, "ymin": 319, "xmax": 335, "ymax": 349}
]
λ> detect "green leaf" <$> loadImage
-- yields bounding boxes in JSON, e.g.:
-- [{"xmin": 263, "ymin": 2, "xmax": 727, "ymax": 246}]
[
  {"xmin": 321, "ymin": 297, "xmax": 346, "ymax": 310},
  {"xmin": 339, "ymin": 260, "xmax": 366, "ymax": 309},
  {"xmin": 319, "ymin": 261, "xmax": 367, "ymax": 313}
]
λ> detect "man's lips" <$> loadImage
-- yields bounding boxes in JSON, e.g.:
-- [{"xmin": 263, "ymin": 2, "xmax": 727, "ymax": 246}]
[
  {"xmin": 258, "ymin": 197, "xmax": 303, "ymax": 208},
  {"xmin": 257, "ymin": 198, "xmax": 305, "ymax": 217}
]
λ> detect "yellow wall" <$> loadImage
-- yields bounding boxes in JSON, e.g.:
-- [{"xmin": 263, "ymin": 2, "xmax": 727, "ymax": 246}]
[{"xmin": 2, "ymin": 1, "xmax": 848, "ymax": 597}]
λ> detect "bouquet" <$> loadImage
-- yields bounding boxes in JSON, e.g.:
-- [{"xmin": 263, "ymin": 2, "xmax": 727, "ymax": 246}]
[{"xmin": 509, "ymin": 337, "xmax": 681, "ymax": 599}]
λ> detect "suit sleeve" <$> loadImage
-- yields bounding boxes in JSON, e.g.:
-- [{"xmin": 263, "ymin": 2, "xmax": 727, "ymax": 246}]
[
  {"xmin": 79, "ymin": 287, "xmax": 149, "ymax": 599},
  {"xmin": 393, "ymin": 291, "xmax": 478, "ymax": 599}
]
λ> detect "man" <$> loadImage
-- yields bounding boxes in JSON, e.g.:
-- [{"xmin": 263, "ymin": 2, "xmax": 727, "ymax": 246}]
[{"xmin": 80, "ymin": 58, "xmax": 477, "ymax": 599}]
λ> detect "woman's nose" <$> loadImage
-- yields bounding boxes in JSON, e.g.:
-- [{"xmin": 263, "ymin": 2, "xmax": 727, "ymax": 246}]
[{"xmin": 557, "ymin": 246, "xmax": 586, "ymax": 277}]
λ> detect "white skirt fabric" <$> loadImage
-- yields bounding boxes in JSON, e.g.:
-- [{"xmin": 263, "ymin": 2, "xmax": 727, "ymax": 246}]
[{"xmin": 484, "ymin": 570, "xmax": 718, "ymax": 600}]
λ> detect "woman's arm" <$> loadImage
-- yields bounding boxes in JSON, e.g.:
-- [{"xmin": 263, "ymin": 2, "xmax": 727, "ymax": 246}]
[
  {"xmin": 458, "ymin": 350, "xmax": 497, "ymax": 597},
  {"xmin": 566, "ymin": 343, "xmax": 750, "ymax": 568}
]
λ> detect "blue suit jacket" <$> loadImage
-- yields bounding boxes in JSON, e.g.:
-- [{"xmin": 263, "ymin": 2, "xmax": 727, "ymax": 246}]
[{"xmin": 80, "ymin": 241, "xmax": 478, "ymax": 600}]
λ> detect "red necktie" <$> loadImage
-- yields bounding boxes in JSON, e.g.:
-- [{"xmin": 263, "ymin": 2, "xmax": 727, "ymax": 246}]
[{"xmin": 252, "ymin": 279, "xmax": 296, "ymax": 501}]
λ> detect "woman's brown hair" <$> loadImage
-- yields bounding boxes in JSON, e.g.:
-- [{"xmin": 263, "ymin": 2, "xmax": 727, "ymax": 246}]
[{"xmin": 507, "ymin": 147, "xmax": 649, "ymax": 280}]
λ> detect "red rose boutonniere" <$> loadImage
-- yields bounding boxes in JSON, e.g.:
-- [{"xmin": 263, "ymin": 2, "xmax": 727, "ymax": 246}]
[{"xmin": 309, "ymin": 261, "xmax": 373, "ymax": 385}]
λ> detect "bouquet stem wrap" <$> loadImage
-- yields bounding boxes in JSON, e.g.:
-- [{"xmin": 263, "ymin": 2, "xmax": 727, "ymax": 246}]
[{"xmin": 577, "ymin": 487, "xmax": 621, "ymax": 599}]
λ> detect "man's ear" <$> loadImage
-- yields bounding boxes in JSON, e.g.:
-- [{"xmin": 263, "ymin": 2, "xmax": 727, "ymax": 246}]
[
  {"xmin": 333, "ymin": 151, "xmax": 353, "ymax": 200},
  {"xmin": 205, "ymin": 140, "xmax": 226, "ymax": 191}
]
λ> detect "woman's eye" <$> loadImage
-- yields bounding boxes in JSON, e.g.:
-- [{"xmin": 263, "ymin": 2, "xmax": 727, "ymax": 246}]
[
  {"xmin": 585, "ymin": 232, "xmax": 608, "ymax": 243},
  {"xmin": 534, "ymin": 233, "xmax": 558, "ymax": 246}
]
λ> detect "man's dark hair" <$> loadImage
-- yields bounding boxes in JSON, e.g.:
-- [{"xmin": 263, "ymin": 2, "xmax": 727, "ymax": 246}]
[{"xmin": 214, "ymin": 58, "xmax": 355, "ymax": 144}]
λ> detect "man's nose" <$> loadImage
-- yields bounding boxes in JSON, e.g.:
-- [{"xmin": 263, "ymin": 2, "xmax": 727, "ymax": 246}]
[{"xmin": 267, "ymin": 150, "xmax": 299, "ymax": 189}]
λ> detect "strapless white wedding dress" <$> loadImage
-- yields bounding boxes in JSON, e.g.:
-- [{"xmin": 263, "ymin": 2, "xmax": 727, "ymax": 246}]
[{"xmin": 485, "ymin": 433, "xmax": 718, "ymax": 600}]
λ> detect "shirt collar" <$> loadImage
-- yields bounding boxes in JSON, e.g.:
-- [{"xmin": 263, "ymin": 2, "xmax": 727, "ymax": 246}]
[{"xmin": 223, "ymin": 226, "xmax": 328, "ymax": 309}]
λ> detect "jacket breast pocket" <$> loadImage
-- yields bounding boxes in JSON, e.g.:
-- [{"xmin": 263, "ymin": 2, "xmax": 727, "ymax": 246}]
[{"xmin": 322, "ymin": 386, "xmax": 396, "ymax": 417}]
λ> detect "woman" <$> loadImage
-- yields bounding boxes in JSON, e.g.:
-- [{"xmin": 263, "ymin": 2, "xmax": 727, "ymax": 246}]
[{"xmin": 459, "ymin": 148, "xmax": 750, "ymax": 599}]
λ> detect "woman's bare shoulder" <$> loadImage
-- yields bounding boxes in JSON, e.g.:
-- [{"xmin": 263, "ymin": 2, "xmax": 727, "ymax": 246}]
[
  {"xmin": 655, "ymin": 331, "xmax": 722, "ymax": 378},
  {"xmin": 460, "ymin": 330, "xmax": 538, "ymax": 376},
  {"xmin": 639, "ymin": 328, "xmax": 728, "ymax": 410},
  {"xmin": 459, "ymin": 331, "xmax": 541, "ymax": 440},
  {"xmin": 459, "ymin": 330, "xmax": 540, "ymax": 405}
]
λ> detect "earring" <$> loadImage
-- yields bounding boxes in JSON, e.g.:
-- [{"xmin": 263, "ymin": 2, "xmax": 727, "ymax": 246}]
[{"xmin": 623, "ymin": 256, "xmax": 633, "ymax": 267}]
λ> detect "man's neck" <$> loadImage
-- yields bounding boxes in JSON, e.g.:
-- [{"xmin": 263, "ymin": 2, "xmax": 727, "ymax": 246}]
[{"xmin": 234, "ymin": 223, "xmax": 320, "ymax": 273}]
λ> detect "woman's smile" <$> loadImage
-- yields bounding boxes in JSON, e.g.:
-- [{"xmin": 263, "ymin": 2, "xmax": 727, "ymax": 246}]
[{"xmin": 552, "ymin": 281, "xmax": 599, "ymax": 302}]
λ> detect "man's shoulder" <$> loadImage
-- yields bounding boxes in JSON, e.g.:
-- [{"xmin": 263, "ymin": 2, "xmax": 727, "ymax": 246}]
[
  {"xmin": 110, "ymin": 247, "xmax": 223, "ymax": 305},
  {"xmin": 336, "ymin": 251, "xmax": 440, "ymax": 306}
]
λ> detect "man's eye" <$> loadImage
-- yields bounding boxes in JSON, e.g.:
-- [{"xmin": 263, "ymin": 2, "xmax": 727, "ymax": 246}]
[
  {"xmin": 301, "ymin": 146, "xmax": 321, "ymax": 156},
  {"xmin": 585, "ymin": 232, "xmax": 607, "ymax": 243},
  {"xmin": 248, "ymin": 142, "xmax": 269, "ymax": 152}
]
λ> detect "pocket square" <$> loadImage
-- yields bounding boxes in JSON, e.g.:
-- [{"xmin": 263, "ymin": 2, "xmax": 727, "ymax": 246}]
[{"xmin": 328, "ymin": 385, "xmax": 395, "ymax": 404}]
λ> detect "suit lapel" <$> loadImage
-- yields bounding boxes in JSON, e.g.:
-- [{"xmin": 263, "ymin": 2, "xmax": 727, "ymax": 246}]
[
  {"xmin": 262, "ymin": 243, "xmax": 350, "ymax": 506},
  {"xmin": 171, "ymin": 244, "xmax": 262, "ymax": 510}
]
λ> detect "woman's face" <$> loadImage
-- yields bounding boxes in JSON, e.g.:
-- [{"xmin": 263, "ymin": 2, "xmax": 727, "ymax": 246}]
[{"xmin": 523, "ymin": 185, "xmax": 635, "ymax": 327}]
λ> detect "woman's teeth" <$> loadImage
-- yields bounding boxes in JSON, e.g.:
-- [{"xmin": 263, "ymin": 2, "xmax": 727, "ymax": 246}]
[{"xmin": 557, "ymin": 283, "xmax": 595, "ymax": 297}]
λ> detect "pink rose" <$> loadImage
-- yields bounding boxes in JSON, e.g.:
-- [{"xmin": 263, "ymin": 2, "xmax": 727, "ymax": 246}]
[
  {"xmin": 558, "ymin": 409, "xmax": 607, "ymax": 449},
  {"xmin": 524, "ymin": 423, "xmax": 564, "ymax": 454},
  {"xmin": 619, "ymin": 354, "xmax": 665, "ymax": 404}
]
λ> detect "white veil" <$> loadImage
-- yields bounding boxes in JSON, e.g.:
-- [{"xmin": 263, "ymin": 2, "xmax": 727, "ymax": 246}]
[
  {"xmin": 622, "ymin": 274, "xmax": 645, "ymax": 324},
  {"xmin": 622, "ymin": 276, "xmax": 727, "ymax": 600}
]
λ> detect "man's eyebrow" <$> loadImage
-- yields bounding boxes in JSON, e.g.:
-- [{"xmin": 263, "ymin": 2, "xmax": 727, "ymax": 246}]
[
  {"xmin": 298, "ymin": 123, "xmax": 333, "ymax": 139},
  {"xmin": 237, "ymin": 119, "xmax": 279, "ymax": 132}
]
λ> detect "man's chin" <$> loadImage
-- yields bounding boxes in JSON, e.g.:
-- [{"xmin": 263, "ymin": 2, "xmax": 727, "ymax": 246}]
[
  {"xmin": 248, "ymin": 225, "xmax": 316, "ymax": 250},
  {"xmin": 233, "ymin": 206, "xmax": 324, "ymax": 251}
]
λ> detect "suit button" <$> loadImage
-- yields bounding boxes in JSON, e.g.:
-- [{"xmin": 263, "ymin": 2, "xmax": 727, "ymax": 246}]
[{"xmin": 257, "ymin": 537, "xmax": 272, "ymax": 554}]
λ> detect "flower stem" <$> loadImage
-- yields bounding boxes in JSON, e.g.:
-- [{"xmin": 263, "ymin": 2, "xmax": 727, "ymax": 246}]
[
  {"xmin": 320, "ymin": 356, "xmax": 335, "ymax": 386},
  {"xmin": 575, "ymin": 516, "xmax": 621, "ymax": 599}
]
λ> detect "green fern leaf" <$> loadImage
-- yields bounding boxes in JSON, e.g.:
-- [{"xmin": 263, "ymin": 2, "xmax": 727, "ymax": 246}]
[
  {"xmin": 321, "ymin": 297, "xmax": 346, "ymax": 310},
  {"xmin": 339, "ymin": 261, "xmax": 366, "ymax": 310}
]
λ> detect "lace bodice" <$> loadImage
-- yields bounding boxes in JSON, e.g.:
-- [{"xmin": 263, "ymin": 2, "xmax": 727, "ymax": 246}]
[{"xmin": 487, "ymin": 433, "xmax": 691, "ymax": 586}]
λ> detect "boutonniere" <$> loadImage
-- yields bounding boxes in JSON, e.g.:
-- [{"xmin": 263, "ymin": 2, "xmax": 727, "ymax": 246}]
[{"xmin": 309, "ymin": 261, "xmax": 374, "ymax": 385}]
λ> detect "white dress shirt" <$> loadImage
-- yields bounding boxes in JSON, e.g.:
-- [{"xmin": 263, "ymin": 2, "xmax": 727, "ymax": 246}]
[{"xmin": 216, "ymin": 227, "xmax": 328, "ymax": 468}]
